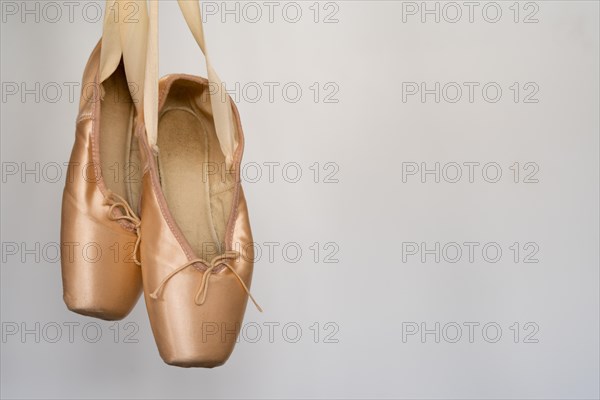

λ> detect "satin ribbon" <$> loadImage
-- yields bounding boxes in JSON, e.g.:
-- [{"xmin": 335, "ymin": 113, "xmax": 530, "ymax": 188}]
[
  {"xmin": 99, "ymin": 0, "xmax": 237, "ymax": 166},
  {"xmin": 174, "ymin": 0, "xmax": 238, "ymax": 167},
  {"xmin": 99, "ymin": 0, "xmax": 148, "ymax": 118}
]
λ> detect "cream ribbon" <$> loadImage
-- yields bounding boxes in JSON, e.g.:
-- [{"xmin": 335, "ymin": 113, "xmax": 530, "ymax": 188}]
[
  {"xmin": 99, "ymin": 0, "xmax": 237, "ymax": 166},
  {"xmin": 174, "ymin": 0, "xmax": 238, "ymax": 167},
  {"xmin": 98, "ymin": 0, "xmax": 122, "ymax": 83},
  {"xmin": 99, "ymin": 0, "xmax": 148, "ymax": 117}
]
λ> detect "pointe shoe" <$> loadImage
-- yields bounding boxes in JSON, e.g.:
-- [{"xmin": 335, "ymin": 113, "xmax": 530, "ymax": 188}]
[
  {"xmin": 137, "ymin": 74, "xmax": 261, "ymax": 367},
  {"xmin": 60, "ymin": 41, "xmax": 143, "ymax": 320}
]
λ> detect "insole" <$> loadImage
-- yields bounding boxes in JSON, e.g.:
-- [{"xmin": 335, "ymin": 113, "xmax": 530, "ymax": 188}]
[
  {"xmin": 99, "ymin": 63, "xmax": 141, "ymax": 211},
  {"xmin": 126, "ymin": 122, "xmax": 142, "ymax": 213},
  {"xmin": 157, "ymin": 108, "xmax": 220, "ymax": 259}
]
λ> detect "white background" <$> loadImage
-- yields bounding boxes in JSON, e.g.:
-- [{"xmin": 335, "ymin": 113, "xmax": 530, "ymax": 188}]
[{"xmin": 1, "ymin": 1, "xmax": 599, "ymax": 399}]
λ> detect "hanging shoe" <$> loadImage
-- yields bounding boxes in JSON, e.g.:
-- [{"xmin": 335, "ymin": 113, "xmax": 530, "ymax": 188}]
[
  {"xmin": 137, "ymin": 1, "xmax": 261, "ymax": 367},
  {"xmin": 60, "ymin": 1, "xmax": 147, "ymax": 320}
]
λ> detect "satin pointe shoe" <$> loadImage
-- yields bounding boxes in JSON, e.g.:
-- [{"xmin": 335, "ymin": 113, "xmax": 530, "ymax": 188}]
[
  {"xmin": 137, "ymin": 74, "xmax": 261, "ymax": 367},
  {"xmin": 132, "ymin": 0, "xmax": 261, "ymax": 367},
  {"xmin": 60, "ymin": 40, "xmax": 143, "ymax": 320}
]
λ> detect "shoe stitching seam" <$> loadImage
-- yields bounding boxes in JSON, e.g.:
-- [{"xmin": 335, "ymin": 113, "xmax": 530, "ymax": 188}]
[{"xmin": 77, "ymin": 112, "xmax": 93, "ymax": 123}]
